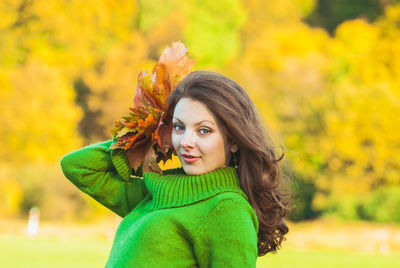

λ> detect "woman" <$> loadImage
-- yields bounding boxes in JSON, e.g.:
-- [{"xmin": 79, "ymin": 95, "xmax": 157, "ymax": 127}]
[{"xmin": 61, "ymin": 70, "xmax": 290, "ymax": 267}]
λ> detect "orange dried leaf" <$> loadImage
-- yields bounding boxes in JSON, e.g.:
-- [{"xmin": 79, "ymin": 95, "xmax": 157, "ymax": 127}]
[
  {"xmin": 157, "ymin": 41, "xmax": 196, "ymax": 92},
  {"xmin": 138, "ymin": 113, "xmax": 157, "ymax": 128}
]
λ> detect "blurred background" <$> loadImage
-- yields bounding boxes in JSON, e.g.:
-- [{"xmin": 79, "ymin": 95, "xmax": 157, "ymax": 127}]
[{"xmin": 1, "ymin": 0, "xmax": 400, "ymax": 267}]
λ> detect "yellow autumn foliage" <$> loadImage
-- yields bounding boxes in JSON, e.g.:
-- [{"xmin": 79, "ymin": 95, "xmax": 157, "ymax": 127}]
[{"xmin": 1, "ymin": 0, "xmax": 399, "ymax": 221}]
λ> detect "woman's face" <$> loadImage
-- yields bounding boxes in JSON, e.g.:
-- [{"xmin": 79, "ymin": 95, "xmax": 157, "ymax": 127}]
[{"xmin": 172, "ymin": 97, "xmax": 236, "ymax": 175}]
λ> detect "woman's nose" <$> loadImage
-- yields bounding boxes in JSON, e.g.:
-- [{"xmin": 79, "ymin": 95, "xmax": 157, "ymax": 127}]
[{"xmin": 181, "ymin": 130, "xmax": 195, "ymax": 149}]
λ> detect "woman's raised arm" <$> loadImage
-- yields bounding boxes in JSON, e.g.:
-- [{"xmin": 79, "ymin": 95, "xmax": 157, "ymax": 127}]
[{"xmin": 60, "ymin": 139, "xmax": 149, "ymax": 217}]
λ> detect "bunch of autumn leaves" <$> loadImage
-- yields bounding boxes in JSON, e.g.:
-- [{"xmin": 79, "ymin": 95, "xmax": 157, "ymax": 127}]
[{"xmin": 110, "ymin": 42, "xmax": 195, "ymax": 173}]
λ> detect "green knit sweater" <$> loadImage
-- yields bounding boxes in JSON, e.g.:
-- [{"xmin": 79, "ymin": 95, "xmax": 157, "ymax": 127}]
[{"xmin": 60, "ymin": 140, "xmax": 259, "ymax": 267}]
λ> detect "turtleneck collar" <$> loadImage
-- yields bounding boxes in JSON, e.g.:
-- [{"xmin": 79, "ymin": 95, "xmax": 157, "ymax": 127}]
[{"xmin": 143, "ymin": 167, "xmax": 247, "ymax": 210}]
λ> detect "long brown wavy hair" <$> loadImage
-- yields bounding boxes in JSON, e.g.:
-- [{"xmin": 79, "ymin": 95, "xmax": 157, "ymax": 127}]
[{"xmin": 166, "ymin": 70, "xmax": 291, "ymax": 256}]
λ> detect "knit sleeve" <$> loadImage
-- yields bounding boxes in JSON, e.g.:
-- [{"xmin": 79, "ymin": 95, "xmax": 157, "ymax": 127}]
[
  {"xmin": 60, "ymin": 140, "xmax": 148, "ymax": 218},
  {"xmin": 194, "ymin": 197, "xmax": 259, "ymax": 267}
]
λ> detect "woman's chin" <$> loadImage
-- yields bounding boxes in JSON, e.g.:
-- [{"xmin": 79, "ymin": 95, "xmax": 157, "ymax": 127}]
[
  {"xmin": 181, "ymin": 164, "xmax": 224, "ymax": 176},
  {"xmin": 181, "ymin": 165, "xmax": 201, "ymax": 175}
]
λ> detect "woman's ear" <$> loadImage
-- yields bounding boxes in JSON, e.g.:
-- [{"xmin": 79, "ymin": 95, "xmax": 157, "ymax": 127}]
[{"xmin": 230, "ymin": 143, "xmax": 239, "ymax": 153}]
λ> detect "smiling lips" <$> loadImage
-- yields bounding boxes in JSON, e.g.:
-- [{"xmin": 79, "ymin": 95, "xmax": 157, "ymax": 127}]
[{"xmin": 181, "ymin": 154, "xmax": 200, "ymax": 163}]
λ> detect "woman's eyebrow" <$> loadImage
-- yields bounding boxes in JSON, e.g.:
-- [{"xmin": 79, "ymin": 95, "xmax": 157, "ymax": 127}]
[
  {"xmin": 195, "ymin": 120, "xmax": 215, "ymax": 126},
  {"xmin": 173, "ymin": 118, "xmax": 215, "ymax": 126},
  {"xmin": 172, "ymin": 117, "xmax": 183, "ymax": 123}
]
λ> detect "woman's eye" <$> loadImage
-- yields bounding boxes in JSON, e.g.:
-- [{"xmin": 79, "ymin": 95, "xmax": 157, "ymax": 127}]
[
  {"xmin": 199, "ymin": 128, "xmax": 211, "ymax": 135},
  {"xmin": 173, "ymin": 123, "xmax": 184, "ymax": 131}
]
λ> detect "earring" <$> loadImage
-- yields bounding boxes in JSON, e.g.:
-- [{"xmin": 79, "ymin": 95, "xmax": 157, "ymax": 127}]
[{"xmin": 233, "ymin": 153, "xmax": 239, "ymax": 169}]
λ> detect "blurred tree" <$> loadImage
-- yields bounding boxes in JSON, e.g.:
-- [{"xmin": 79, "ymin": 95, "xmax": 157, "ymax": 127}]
[
  {"xmin": 77, "ymin": 33, "xmax": 149, "ymax": 143},
  {"xmin": 306, "ymin": 0, "xmax": 398, "ymax": 33},
  {"xmin": 289, "ymin": 175, "xmax": 319, "ymax": 221},
  {"xmin": 233, "ymin": 0, "xmax": 400, "ymax": 221},
  {"xmin": 135, "ymin": 0, "xmax": 180, "ymax": 33},
  {"xmin": 359, "ymin": 187, "xmax": 400, "ymax": 222},
  {"xmin": 136, "ymin": 0, "xmax": 247, "ymax": 67},
  {"xmin": 242, "ymin": 0, "xmax": 317, "ymax": 46},
  {"xmin": 0, "ymin": 0, "xmax": 141, "ymax": 162},
  {"xmin": 0, "ymin": 0, "xmax": 139, "ymax": 218},
  {"xmin": 0, "ymin": 0, "xmax": 137, "ymax": 71},
  {"xmin": 229, "ymin": 0, "xmax": 329, "ymax": 220},
  {"xmin": 0, "ymin": 174, "xmax": 22, "ymax": 217},
  {"xmin": 1, "ymin": 0, "xmax": 400, "ymax": 222},
  {"xmin": 313, "ymin": 5, "xmax": 400, "ymax": 216},
  {"xmin": 0, "ymin": 61, "xmax": 82, "ymax": 163},
  {"xmin": 184, "ymin": 0, "xmax": 246, "ymax": 67},
  {"xmin": 135, "ymin": 0, "xmax": 184, "ymax": 59}
]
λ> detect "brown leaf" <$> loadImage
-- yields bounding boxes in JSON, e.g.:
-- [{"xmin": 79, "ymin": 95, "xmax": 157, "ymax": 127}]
[
  {"xmin": 153, "ymin": 112, "xmax": 173, "ymax": 152},
  {"xmin": 125, "ymin": 141, "xmax": 151, "ymax": 171},
  {"xmin": 142, "ymin": 147, "xmax": 162, "ymax": 173}
]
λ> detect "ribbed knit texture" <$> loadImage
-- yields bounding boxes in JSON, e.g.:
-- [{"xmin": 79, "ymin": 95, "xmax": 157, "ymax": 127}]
[
  {"xmin": 61, "ymin": 140, "xmax": 258, "ymax": 267},
  {"xmin": 144, "ymin": 167, "xmax": 247, "ymax": 210},
  {"xmin": 109, "ymin": 136, "xmax": 133, "ymax": 181}
]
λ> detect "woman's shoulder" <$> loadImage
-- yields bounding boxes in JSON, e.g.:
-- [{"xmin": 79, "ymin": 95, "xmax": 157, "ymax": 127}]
[
  {"xmin": 200, "ymin": 192, "xmax": 259, "ymax": 232},
  {"xmin": 207, "ymin": 191, "xmax": 253, "ymax": 211}
]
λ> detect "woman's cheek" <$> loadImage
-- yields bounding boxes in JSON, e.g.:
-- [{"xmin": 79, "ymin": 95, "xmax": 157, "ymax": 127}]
[{"xmin": 171, "ymin": 133, "xmax": 180, "ymax": 152}]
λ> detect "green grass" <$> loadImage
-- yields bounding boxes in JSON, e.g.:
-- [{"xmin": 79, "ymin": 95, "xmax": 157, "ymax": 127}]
[
  {"xmin": 1, "ymin": 235, "xmax": 399, "ymax": 267},
  {"xmin": 0, "ymin": 235, "xmax": 111, "ymax": 268},
  {"xmin": 257, "ymin": 248, "xmax": 400, "ymax": 268}
]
